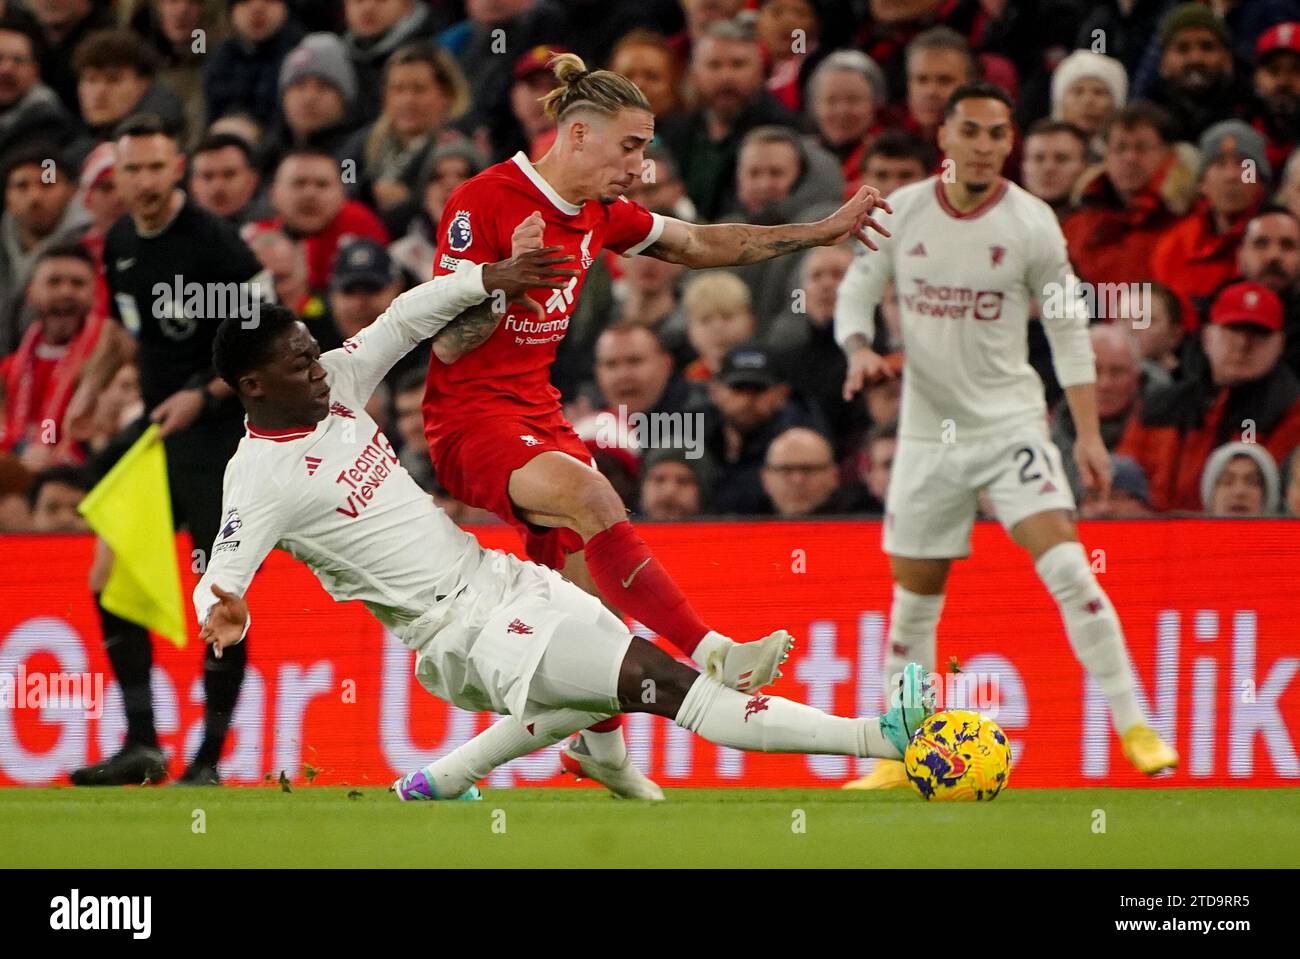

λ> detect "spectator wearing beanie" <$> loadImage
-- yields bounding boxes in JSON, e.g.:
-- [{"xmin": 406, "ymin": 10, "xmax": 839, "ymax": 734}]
[
  {"xmin": 74, "ymin": 140, "xmax": 120, "ymax": 320},
  {"xmin": 1118, "ymin": 279, "xmax": 1300, "ymax": 512},
  {"xmin": 1200, "ymin": 441, "xmax": 1281, "ymax": 516},
  {"xmin": 1142, "ymin": 3, "xmax": 1244, "ymax": 141},
  {"xmin": 636, "ymin": 446, "xmax": 716, "ymax": 522},
  {"xmin": 266, "ymin": 32, "xmax": 362, "ymax": 164},
  {"xmin": 204, "ymin": 0, "xmax": 306, "ymax": 129},
  {"xmin": 1050, "ymin": 50, "xmax": 1127, "ymax": 159},
  {"xmin": 1247, "ymin": 21, "xmax": 1300, "ymax": 176},
  {"xmin": 1130, "ymin": 0, "xmax": 1300, "ymax": 97},
  {"xmin": 1152, "ymin": 120, "xmax": 1272, "ymax": 322},
  {"xmin": 1063, "ymin": 101, "xmax": 1195, "ymax": 287},
  {"xmin": 1079, "ymin": 455, "xmax": 1156, "ymax": 519}
]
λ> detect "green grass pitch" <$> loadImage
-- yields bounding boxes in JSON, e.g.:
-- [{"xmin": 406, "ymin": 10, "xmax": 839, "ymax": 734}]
[{"xmin": 2, "ymin": 787, "xmax": 1294, "ymax": 868}]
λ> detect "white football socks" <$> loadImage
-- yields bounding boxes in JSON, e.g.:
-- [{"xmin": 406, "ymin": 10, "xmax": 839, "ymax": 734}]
[
  {"xmin": 577, "ymin": 725, "xmax": 629, "ymax": 765},
  {"xmin": 673, "ymin": 673, "xmax": 901, "ymax": 759},
  {"xmin": 883, "ymin": 583, "xmax": 943, "ymax": 684},
  {"xmin": 414, "ymin": 709, "xmax": 603, "ymax": 798},
  {"xmin": 1035, "ymin": 541, "xmax": 1144, "ymax": 733}
]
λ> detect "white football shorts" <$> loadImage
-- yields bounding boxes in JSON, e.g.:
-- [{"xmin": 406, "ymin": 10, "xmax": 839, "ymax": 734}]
[
  {"xmin": 406, "ymin": 548, "xmax": 631, "ymax": 724},
  {"xmin": 883, "ymin": 425, "xmax": 1076, "ymax": 559}
]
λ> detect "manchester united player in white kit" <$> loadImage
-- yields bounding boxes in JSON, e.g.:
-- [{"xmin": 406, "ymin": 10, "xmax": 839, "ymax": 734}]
[
  {"xmin": 195, "ymin": 247, "xmax": 935, "ymax": 801},
  {"xmin": 834, "ymin": 83, "xmax": 1178, "ymax": 787}
]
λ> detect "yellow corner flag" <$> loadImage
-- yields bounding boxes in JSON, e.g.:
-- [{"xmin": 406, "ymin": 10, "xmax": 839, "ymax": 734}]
[{"xmin": 78, "ymin": 424, "xmax": 187, "ymax": 648}]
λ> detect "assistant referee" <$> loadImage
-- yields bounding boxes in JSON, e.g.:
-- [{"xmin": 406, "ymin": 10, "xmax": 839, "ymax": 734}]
[{"xmin": 64, "ymin": 114, "xmax": 269, "ymax": 786}]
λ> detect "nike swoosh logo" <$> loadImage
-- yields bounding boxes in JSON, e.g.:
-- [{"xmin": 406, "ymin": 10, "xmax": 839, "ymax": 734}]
[{"xmin": 621, "ymin": 557, "xmax": 651, "ymax": 589}]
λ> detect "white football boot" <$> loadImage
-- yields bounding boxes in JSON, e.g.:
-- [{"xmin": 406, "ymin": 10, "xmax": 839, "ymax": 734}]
[
  {"xmin": 560, "ymin": 736, "xmax": 665, "ymax": 801},
  {"xmin": 692, "ymin": 629, "xmax": 795, "ymax": 692}
]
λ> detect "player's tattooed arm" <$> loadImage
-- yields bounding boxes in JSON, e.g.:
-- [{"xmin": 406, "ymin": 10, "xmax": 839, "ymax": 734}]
[
  {"xmin": 431, "ymin": 247, "xmax": 577, "ymax": 363},
  {"xmin": 643, "ymin": 185, "xmax": 892, "ymax": 267},
  {"xmin": 645, "ymin": 219, "xmax": 822, "ymax": 267},
  {"xmin": 431, "ymin": 300, "xmax": 504, "ymax": 364}
]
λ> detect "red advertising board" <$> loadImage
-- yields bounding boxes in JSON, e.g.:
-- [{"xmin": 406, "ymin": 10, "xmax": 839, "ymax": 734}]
[{"xmin": 0, "ymin": 520, "xmax": 1296, "ymax": 788}]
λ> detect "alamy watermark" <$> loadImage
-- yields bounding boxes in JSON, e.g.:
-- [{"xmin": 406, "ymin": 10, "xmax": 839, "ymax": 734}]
[
  {"xmin": 888, "ymin": 669, "xmax": 1001, "ymax": 718},
  {"xmin": 593, "ymin": 406, "xmax": 704, "ymax": 460},
  {"xmin": 1041, "ymin": 277, "xmax": 1153, "ymax": 328},
  {"xmin": 0, "ymin": 667, "xmax": 103, "ymax": 718},
  {"xmin": 152, "ymin": 276, "xmax": 263, "ymax": 330}
]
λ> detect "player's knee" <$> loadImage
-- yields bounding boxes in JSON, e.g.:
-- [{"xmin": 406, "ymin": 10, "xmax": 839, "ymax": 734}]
[
  {"xmin": 569, "ymin": 473, "xmax": 625, "ymax": 532},
  {"xmin": 1034, "ymin": 540, "xmax": 1095, "ymax": 599}
]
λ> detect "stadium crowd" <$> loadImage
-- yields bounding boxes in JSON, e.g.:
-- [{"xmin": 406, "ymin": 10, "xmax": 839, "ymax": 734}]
[{"xmin": 3, "ymin": 0, "xmax": 1300, "ymax": 534}]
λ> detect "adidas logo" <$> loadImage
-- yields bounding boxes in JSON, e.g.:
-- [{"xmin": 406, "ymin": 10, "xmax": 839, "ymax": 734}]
[
  {"xmin": 908, "ymin": 242, "xmax": 927, "ymax": 256},
  {"xmin": 305, "ymin": 456, "xmax": 322, "ymax": 476},
  {"xmin": 1039, "ymin": 479, "xmax": 1057, "ymax": 494}
]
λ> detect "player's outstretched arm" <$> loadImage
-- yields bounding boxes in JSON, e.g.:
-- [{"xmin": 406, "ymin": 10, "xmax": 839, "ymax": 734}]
[
  {"xmin": 642, "ymin": 185, "xmax": 892, "ymax": 268},
  {"xmin": 430, "ymin": 245, "xmax": 578, "ymax": 364}
]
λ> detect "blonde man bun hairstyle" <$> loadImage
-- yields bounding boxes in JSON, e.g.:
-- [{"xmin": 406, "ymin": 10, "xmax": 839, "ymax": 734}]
[{"xmin": 540, "ymin": 51, "xmax": 652, "ymax": 122}]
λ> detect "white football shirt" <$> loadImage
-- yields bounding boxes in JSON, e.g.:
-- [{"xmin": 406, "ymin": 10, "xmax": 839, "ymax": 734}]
[
  {"xmin": 193, "ymin": 263, "xmax": 494, "ymax": 638},
  {"xmin": 834, "ymin": 176, "xmax": 1095, "ymax": 442}
]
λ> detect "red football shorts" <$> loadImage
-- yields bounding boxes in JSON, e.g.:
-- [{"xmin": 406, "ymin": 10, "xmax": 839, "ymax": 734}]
[{"xmin": 427, "ymin": 412, "xmax": 591, "ymax": 570}]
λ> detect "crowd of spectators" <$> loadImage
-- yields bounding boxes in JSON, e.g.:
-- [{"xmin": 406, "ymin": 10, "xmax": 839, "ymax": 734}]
[{"xmin": 3, "ymin": 0, "xmax": 1300, "ymax": 532}]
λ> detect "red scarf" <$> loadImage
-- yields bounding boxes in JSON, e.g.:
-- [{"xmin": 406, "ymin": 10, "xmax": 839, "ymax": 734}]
[{"xmin": 2, "ymin": 310, "xmax": 104, "ymax": 455}]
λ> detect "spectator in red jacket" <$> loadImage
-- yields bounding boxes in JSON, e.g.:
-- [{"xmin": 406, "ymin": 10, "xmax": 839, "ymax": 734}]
[
  {"xmin": 0, "ymin": 243, "xmax": 103, "ymax": 468},
  {"xmin": 1062, "ymin": 101, "xmax": 1191, "ymax": 287},
  {"xmin": 1118, "ymin": 279, "xmax": 1300, "ymax": 512},
  {"xmin": 255, "ymin": 146, "xmax": 389, "ymax": 291},
  {"xmin": 1152, "ymin": 120, "xmax": 1271, "ymax": 327}
]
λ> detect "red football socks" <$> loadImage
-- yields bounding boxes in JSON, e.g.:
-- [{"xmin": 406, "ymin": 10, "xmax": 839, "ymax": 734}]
[{"xmin": 584, "ymin": 520, "xmax": 710, "ymax": 656}]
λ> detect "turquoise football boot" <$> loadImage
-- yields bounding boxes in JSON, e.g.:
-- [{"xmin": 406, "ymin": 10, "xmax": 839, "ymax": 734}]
[
  {"xmin": 391, "ymin": 768, "xmax": 482, "ymax": 801},
  {"xmin": 878, "ymin": 662, "xmax": 936, "ymax": 755}
]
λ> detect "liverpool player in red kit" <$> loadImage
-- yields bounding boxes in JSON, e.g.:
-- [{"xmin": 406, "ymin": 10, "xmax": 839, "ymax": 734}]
[{"xmin": 424, "ymin": 53, "xmax": 890, "ymax": 798}]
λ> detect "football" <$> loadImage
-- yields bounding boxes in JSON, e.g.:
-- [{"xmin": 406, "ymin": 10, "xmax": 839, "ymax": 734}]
[{"xmin": 904, "ymin": 710, "xmax": 1013, "ymax": 801}]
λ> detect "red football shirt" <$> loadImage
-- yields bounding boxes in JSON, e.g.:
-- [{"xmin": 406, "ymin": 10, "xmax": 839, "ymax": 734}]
[{"xmin": 423, "ymin": 151, "xmax": 664, "ymax": 435}]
